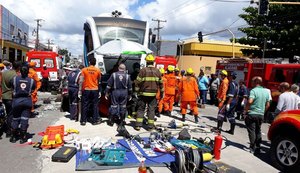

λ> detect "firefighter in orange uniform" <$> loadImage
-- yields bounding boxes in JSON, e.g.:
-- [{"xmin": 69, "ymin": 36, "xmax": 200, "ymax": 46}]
[
  {"xmin": 174, "ymin": 67, "xmax": 181, "ymax": 106},
  {"xmin": 157, "ymin": 68, "xmax": 166, "ymax": 115},
  {"xmin": 217, "ymin": 70, "xmax": 229, "ymax": 108},
  {"xmin": 163, "ymin": 66, "xmax": 176, "ymax": 116},
  {"xmin": 179, "ymin": 68, "xmax": 200, "ymax": 123},
  {"xmin": 28, "ymin": 61, "xmax": 41, "ymax": 116}
]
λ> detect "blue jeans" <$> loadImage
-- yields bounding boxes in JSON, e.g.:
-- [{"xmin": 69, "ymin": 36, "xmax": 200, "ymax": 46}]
[{"xmin": 200, "ymin": 90, "xmax": 208, "ymax": 104}]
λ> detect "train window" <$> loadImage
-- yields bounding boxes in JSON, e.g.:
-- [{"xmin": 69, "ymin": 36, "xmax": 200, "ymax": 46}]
[
  {"xmin": 30, "ymin": 59, "xmax": 41, "ymax": 68},
  {"xmin": 44, "ymin": 58, "xmax": 54, "ymax": 68}
]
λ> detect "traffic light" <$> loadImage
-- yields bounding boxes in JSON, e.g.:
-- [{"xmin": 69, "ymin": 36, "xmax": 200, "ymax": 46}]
[
  {"xmin": 198, "ymin": 31, "xmax": 203, "ymax": 42},
  {"xmin": 259, "ymin": 0, "xmax": 269, "ymax": 15}
]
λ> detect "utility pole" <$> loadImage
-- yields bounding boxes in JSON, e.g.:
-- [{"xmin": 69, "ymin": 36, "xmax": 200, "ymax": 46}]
[
  {"xmin": 34, "ymin": 19, "xmax": 43, "ymax": 50},
  {"xmin": 47, "ymin": 39, "xmax": 54, "ymax": 50},
  {"xmin": 152, "ymin": 19, "xmax": 166, "ymax": 56}
]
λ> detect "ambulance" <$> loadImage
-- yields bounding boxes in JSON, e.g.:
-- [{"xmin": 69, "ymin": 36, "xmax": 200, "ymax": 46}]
[{"xmin": 26, "ymin": 50, "xmax": 63, "ymax": 90}]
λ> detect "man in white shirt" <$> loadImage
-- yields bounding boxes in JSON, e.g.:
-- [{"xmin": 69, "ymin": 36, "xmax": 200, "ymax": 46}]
[{"xmin": 275, "ymin": 82, "xmax": 300, "ymax": 115}]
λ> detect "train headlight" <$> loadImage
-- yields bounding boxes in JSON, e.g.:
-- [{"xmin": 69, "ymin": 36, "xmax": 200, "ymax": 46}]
[{"xmin": 98, "ymin": 62, "xmax": 103, "ymax": 66}]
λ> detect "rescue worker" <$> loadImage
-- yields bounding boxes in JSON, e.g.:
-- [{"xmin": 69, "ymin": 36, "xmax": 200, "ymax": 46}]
[
  {"xmin": 135, "ymin": 54, "xmax": 163, "ymax": 131},
  {"xmin": 78, "ymin": 57, "xmax": 102, "ymax": 126},
  {"xmin": 174, "ymin": 67, "xmax": 181, "ymax": 106},
  {"xmin": 236, "ymin": 80, "xmax": 249, "ymax": 120},
  {"xmin": 28, "ymin": 61, "xmax": 41, "ymax": 116},
  {"xmin": 2, "ymin": 61, "xmax": 21, "ymax": 138},
  {"xmin": 41, "ymin": 64, "xmax": 49, "ymax": 92},
  {"xmin": 217, "ymin": 70, "xmax": 229, "ymax": 108},
  {"xmin": 179, "ymin": 68, "xmax": 200, "ymax": 123},
  {"xmin": 163, "ymin": 66, "xmax": 176, "ymax": 116},
  {"xmin": 10, "ymin": 65, "xmax": 36, "ymax": 143},
  {"xmin": 127, "ymin": 62, "xmax": 140, "ymax": 119},
  {"xmin": 105, "ymin": 64, "xmax": 132, "ymax": 126},
  {"xmin": 157, "ymin": 68, "xmax": 166, "ymax": 115},
  {"xmin": 216, "ymin": 72, "xmax": 238, "ymax": 134},
  {"xmin": 67, "ymin": 66, "xmax": 81, "ymax": 121}
]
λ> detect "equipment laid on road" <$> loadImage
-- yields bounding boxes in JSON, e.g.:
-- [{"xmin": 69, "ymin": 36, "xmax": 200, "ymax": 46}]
[
  {"xmin": 89, "ymin": 148, "xmax": 126, "ymax": 166},
  {"xmin": 40, "ymin": 125, "xmax": 65, "ymax": 149},
  {"xmin": 52, "ymin": 146, "xmax": 77, "ymax": 162},
  {"xmin": 213, "ymin": 133, "xmax": 223, "ymax": 160}
]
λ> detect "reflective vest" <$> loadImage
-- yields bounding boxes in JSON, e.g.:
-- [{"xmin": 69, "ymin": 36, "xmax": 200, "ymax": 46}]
[
  {"xmin": 67, "ymin": 69, "xmax": 81, "ymax": 88},
  {"xmin": 12, "ymin": 76, "xmax": 34, "ymax": 98}
]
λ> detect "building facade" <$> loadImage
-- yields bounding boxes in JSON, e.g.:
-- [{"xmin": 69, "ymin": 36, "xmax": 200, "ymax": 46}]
[{"xmin": 0, "ymin": 4, "xmax": 30, "ymax": 62}]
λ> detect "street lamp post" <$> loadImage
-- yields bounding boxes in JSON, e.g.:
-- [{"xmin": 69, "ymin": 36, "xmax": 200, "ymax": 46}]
[{"xmin": 226, "ymin": 28, "xmax": 235, "ymax": 58}]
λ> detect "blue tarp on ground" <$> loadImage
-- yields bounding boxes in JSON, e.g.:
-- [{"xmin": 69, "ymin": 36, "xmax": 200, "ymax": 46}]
[{"xmin": 75, "ymin": 138, "xmax": 175, "ymax": 171}]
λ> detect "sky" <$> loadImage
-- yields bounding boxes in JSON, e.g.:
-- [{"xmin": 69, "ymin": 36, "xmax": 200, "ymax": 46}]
[{"xmin": 0, "ymin": 0, "xmax": 253, "ymax": 56}]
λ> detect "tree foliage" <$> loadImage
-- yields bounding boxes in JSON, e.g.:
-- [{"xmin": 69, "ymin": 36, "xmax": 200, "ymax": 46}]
[
  {"xmin": 58, "ymin": 48, "xmax": 70, "ymax": 63},
  {"xmin": 236, "ymin": 1, "xmax": 300, "ymax": 62}
]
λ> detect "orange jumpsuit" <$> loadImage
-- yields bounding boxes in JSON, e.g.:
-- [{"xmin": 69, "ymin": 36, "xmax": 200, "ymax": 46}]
[
  {"xmin": 158, "ymin": 76, "xmax": 166, "ymax": 113},
  {"xmin": 28, "ymin": 68, "xmax": 41, "ymax": 108},
  {"xmin": 179, "ymin": 76, "xmax": 200, "ymax": 116},
  {"xmin": 174, "ymin": 74, "xmax": 181, "ymax": 104},
  {"xmin": 163, "ymin": 73, "xmax": 176, "ymax": 112},
  {"xmin": 217, "ymin": 77, "xmax": 229, "ymax": 108}
]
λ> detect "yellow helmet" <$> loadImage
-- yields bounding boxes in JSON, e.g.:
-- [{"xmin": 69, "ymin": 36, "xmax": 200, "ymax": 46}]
[
  {"xmin": 175, "ymin": 67, "xmax": 180, "ymax": 72},
  {"xmin": 220, "ymin": 70, "xmax": 228, "ymax": 76},
  {"xmin": 186, "ymin": 68, "xmax": 194, "ymax": 75},
  {"xmin": 167, "ymin": 66, "xmax": 175, "ymax": 72},
  {"xmin": 159, "ymin": 68, "xmax": 165, "ymax": 74},
  {"xmin": 145, "ymin": 54, "xmax": 155, "ymax": 62}
]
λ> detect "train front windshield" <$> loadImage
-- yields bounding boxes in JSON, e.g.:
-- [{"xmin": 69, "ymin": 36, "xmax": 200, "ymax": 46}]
[{"xmin": 97, "ymin": 26, "xmax": 145, "ymax": 45}]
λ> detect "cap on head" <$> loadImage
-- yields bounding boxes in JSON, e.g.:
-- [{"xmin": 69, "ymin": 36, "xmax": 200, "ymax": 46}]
[
  {"xmin": 167, "ymin": 66, "xmax": 175, "ymax": 72},
  {"xmin": 186, "ymin": 68, "xmax": 194, "ymax": 75},
  {"xmin": 159, "ymin": 68, "xmax": 165, "ymax": 74},
  {"xmin": 220, "ymin": 70, "xmax": 228, "ymax": 76},
  {"xmin": 118, "ymin": 63, "xmax": 126, "ymax": 71},
  {"xmin": 0, "ymin": 63, "xmax": 5, "ymax": 68},
  {"xmin": 29, "ymin": 61, "xmax": 37, "ymax": 67},
  {"xmin": 145, "ymin": 54, "xmax": 155, "ymax": 62}
]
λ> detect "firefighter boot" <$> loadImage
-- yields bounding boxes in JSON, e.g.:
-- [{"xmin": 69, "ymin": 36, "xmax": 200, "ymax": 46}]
[
  {"xmin": 217, "ymin": 120, "xmax": 223, "ymax": 131},
  {"xmin": 19, "ymin": 130, "xmax": 27, "ymax": 144},
  {"xmin": 182, "ymin": 114, "xmax": 186, "ymax": 122},
  {"xmin": 194, "ymin": 115, "xmax": 199, "ymax": 123},
  {"xmin": 9, "ymin": 129, "xmax": 17, "ymax": 143},
  {"xmin": 226, "ymin": 123, "xmax": 235, "ymax": 135}
]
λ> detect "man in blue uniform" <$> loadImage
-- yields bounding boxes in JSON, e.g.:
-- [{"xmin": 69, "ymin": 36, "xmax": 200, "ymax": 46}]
[
  {"xmin": 67, "ymin": 66, "xmax": 81, "ymax": 121},
  {"xmin": 236, "ymin": 79, "xmax": 249, "ymax": 120},
  {"xmin": 217, "ymin": 72, "xmax": 238, "ymax": 135},
  {"xmin": 10, "ymin": 65, "xmax": 36, "ymax": 143},
  {"xmin": 105, "ymin": 64, "xmax": 132, "ymax": 126}
]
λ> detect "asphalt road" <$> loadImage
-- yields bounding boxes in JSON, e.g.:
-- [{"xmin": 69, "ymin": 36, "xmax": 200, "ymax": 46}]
[{"xmin": 0, "ymin": 92, "xmax": 279, "ymax": 173}]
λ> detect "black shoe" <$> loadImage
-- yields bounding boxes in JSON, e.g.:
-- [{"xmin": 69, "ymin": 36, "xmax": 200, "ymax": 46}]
[
  {"xmin": 19, "ymin": 131, "xmax": 27, "ymax": 144},
  {"xmin": 31, "ymin": 111, "xmax": 39, "ymax": 118},
  {"xmin": 194, "ymin": 115, "xmax": 199, "ymax": 123},
  {"xmin": 182, "ymin": 114, "xmax": 186, "ymax": 122},
  {"xmin": 147, "ymin": 126, "xmax": 154, "ymax": 131},
  {"xmin": 9, "ymin": 130, "xmax": 17, "ymax": 143},
  {"xmin": 6, "ymin": 129, "xmax": 11, "ymax": 138},
  {"xmin": 217, "ymin": 120, "xmax": 223, "ymax": 131},
  {"xmin": 165, "ymin": 111, "xmax": 171, "ymax": 116},
  {"xmin": 80, "ymin": 122, "xmax": 86, "ymax": 126},
  {"xmin": 92, "ymin": 119, "xmax": 102, "ymax": 125},
  {"xmin": 226, "ymin": 124, "xmax": 235, "ymax": 135}
]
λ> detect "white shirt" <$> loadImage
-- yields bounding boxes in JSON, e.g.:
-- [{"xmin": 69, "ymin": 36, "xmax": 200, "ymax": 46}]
[{"xmin": 276, "ymin": 91, "xmax": 300, "ymax": 112}]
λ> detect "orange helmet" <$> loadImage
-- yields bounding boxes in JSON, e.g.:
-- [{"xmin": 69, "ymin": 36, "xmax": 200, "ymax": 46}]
[{"xmin": 29, "ymin": 61, "xmax": 37, "ymax": 67}]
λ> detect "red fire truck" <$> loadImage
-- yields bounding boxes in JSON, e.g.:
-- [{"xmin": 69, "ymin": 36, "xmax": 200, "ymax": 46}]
[
  {"xmin": 155, "ymin": 55, "xmax": 177, "ymax": 70},
  {"xmin": 26, "ymin": 50, "xmax": 63, "ymax": 90},
  {"xmin": 216, "ymin": 58, "xmax": 300, "ymax": 112}
]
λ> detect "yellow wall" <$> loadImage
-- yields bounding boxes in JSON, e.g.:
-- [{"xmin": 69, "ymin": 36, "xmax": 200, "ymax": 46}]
[{"xmin": 177, "ymin": 55, "xmax": 225, "ymax": 76}]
